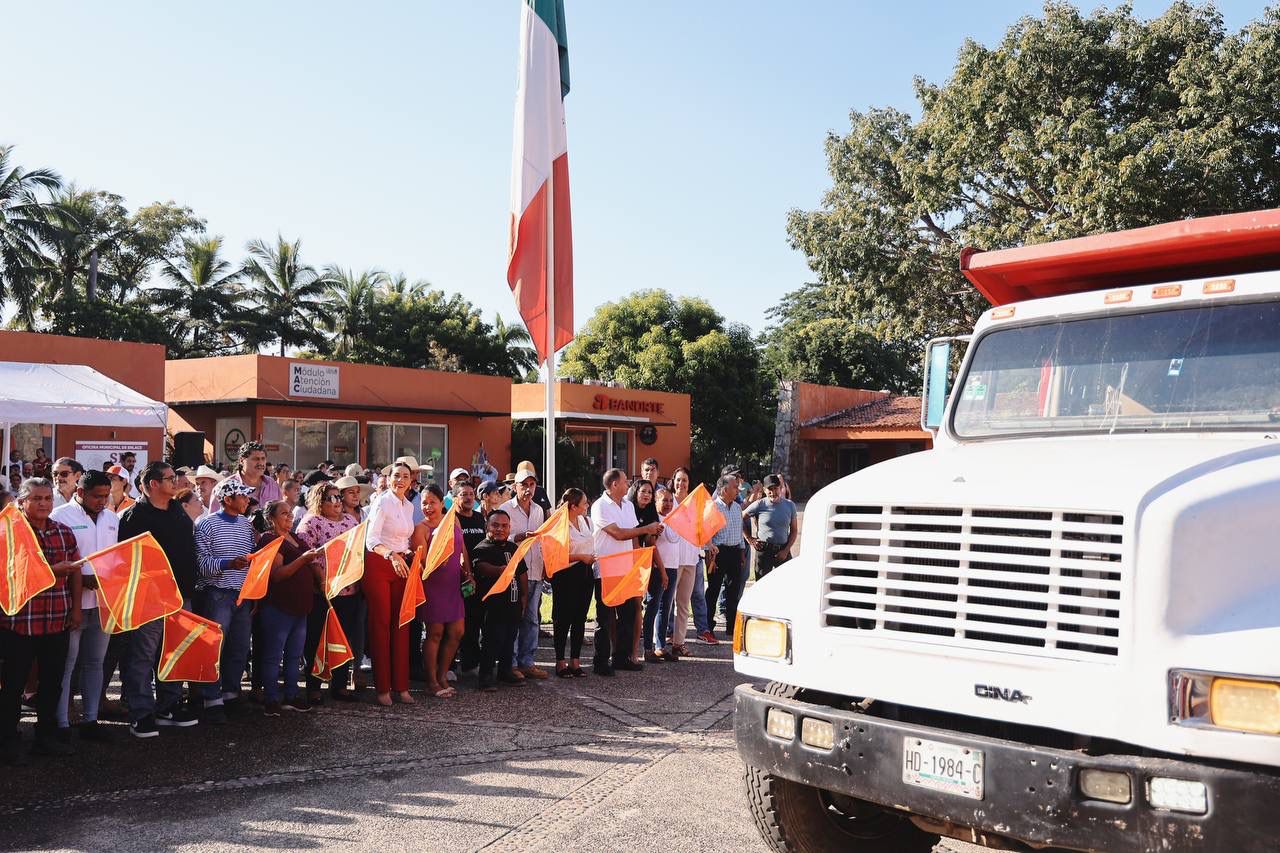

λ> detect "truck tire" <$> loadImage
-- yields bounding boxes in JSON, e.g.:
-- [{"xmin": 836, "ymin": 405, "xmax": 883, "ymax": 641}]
[{"xmin": 745, "ymin": 683, "xmax": 938, "ymax": 853}]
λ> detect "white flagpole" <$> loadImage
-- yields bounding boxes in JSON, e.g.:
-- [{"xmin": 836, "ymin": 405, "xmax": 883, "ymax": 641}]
[{"xmin": 544, "ymin": 170, "xmax": 557, "ymax": 502}]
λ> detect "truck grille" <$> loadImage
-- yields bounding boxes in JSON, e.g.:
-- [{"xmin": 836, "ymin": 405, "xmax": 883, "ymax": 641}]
[{"xmin": 823, "ymin": 505, "xmax": 1125, "ymax": 661}]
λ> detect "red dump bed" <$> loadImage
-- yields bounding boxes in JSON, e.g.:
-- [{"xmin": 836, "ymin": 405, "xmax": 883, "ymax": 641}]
[{"xmin": 960, "ymin": 209, "xmax": 1280, "ymax": 306}]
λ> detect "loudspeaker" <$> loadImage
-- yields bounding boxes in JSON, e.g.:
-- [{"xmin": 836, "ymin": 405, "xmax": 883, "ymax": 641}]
[{"xmin": 172, "ymin": 431, "xmax": 206, "ymax": 469}]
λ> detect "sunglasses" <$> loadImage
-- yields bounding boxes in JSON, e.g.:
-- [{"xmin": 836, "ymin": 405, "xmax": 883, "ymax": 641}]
[
  {"xmin": 54, "ymin": 470, "xmax": 74, "ymax": 478},
  {"xmin": 323, "ymin": 494, "xmax": 342, "ymax": 502}
]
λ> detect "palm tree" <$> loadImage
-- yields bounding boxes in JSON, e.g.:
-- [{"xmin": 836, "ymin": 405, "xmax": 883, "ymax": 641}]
[
  {"xmin": 152, "ymin": 236, "xmax": 248, "ymax": 357},
  {"xmin": 322, "ymin": 266, "xmax": 386, "ymax": 358},
  {"xmin": 241, "ymin": 235, "xmax": 332, "ymax": 356},
  {"xmin": 0, "ymin": 145, "xmax": 61, "ymax": 326},
  {"xmin": 494, "ymin": 312, "xmax": 539, "ymax": 375},
  {"xmin": 380, "ymin": 271, "xmax": 429, "ymax": 300},
  {"xmin": 36, "ymin": 186, "xmax": 128, "ymax": 309}
]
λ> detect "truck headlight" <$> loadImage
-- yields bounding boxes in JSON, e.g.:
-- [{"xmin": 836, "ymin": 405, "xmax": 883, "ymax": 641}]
[
  {"xmin": 1170, "ymin": 670, "xmax": 1280, "ymax": 734},
  {"xmin": 735, "ymin": 614, "xmax": 790, "ymax": 662}
]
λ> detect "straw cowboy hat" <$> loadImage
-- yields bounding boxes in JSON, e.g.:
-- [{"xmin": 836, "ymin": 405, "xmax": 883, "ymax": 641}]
[
  {"xmin": 394, "ymin": 456, "xmax": 422, "ymax": 472},
  {"xmin": 193, "ymin": 465, "xmax": 224, "ymax": 483},
  {"xmin": 333, "ymin": 475, "xmax": 374, "ymax": 503}
]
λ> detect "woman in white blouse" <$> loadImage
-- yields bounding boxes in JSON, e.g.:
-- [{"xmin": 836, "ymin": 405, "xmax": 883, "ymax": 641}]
[
  {"xmin": 363, "ymin": 461, "xmax": 416, "ymax": 706},
  {"xmin": 551, "ymin": 488, "xmax": 596, "ymax": 677}
]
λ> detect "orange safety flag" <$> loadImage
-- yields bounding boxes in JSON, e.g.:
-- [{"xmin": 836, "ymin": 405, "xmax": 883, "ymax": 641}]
[
  {"xmin": 599, "ymin": 547, "xmax": 654, "ymax": 607},
  {"xmin": 423, "ymin": 508, "xmax": 457, "ymax": 580},
  {"xmin": 86, "ymin": 532, "xmax": 182, "ymax": 634},
  {"xmin": 236, "ymin": 536, "xmax": 283, "ymax": 606},
  {"xmin": 324, "ymin": 521, "xmax": 367, "ymax": 600},
  {"xmin": 481, "ymin": 535, "xmax": 539, "ymax": 602},
  {"xmin": 0, "ymin": 504, "xmax": 57, "ymax": 617},
  {"xmin": 157, "ymin": 609, "xmax": 224, "ymax": 682},
  {"xmin": 537, "ymin": 504, "xmax": 572, "ymax": 579},
  {"xmin": 311, "ymin": 604, "xmax": 354, "ymax": 681},
  {"xmin": 662, "ymin": 484, "xmax": 725, "ymax": 548},
  {"xmin": 398, "ymin": 546, "xmax": 426, "ymax": 628}
]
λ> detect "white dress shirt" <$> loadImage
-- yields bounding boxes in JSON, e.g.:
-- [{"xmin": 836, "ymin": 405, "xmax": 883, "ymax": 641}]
[
  {"xmin": 503, "ymin": 497, "xmax": 546, "ymax": 580},
  {"xmin": 591, "ymin": 494, "xmax": 639, "ymax": 562},
  {"xmin": 365, "ymin": 491, "xmax": 414, "ymax": 554},
  {"xmin": 49, "ymin": 499, "xmax": 119, "ymax": 610}
]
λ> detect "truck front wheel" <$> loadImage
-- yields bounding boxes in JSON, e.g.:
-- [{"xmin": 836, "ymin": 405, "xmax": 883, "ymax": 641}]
[{"xmin": 744, "ymin": 765, "xmax": 938, "ymax": 853}]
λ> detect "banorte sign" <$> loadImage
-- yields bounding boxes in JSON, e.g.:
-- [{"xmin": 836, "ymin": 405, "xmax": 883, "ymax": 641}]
[{"xmin": 591, "ymin": 394, "xmax": 665, "ymax": 415}]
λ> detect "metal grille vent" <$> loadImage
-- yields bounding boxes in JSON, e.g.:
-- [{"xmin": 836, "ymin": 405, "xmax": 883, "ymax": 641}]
[{"xmin": 823, "ymin": 504, "xmax": 1124, "ymax": 661}]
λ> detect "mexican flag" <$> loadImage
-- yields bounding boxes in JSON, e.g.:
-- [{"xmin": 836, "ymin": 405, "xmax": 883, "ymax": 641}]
[{"xmin": 507, "ymin": 0, "xmax": 573, "ymax": 366}]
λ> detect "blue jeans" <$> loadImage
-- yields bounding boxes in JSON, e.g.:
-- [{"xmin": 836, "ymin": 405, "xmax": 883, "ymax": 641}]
[
  {"xmin": 258, "ymin": 603, "xmax": 307, "ymax": 702},
  {"xmin": 122, "ymin": 600, "xmax": 189, "ymax": 723},
  {"xmin": 691, "ymin": 557, "xmax": 711, "ymax": 634},
  {"xmin": 515, "ymin": 578, "xmax": 544, "ymax": 669},
  {"xmin": 643, "ymin": 568, "xmax": 678, "ymax": 651},
  {"xmin": 59, "ymin": 606, "xmax": 110, "ymax": 727},
  {"xmin": 196, "ymin": 587, "xmax": 253, "ymax": 705}
]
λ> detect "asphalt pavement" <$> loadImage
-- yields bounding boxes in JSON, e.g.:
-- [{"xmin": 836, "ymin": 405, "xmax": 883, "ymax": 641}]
[{"xmin": 2, "ymin": 630, "xmax": 979, "ymax": 852}]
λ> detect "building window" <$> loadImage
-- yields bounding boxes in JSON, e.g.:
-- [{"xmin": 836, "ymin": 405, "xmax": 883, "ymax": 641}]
[
  {"xmin": 262, "ymin": 417, "xmax": 358, "ymax": 471},
  {"xmin": 367, "ymin": 422, "xmax": 448, "ymax": 485}
]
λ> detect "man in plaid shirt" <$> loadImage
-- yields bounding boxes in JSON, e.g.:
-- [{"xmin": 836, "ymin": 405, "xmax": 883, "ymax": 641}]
[{"xmin": 1, "ymin": 478, "xmax": 85, "ymax": 765}]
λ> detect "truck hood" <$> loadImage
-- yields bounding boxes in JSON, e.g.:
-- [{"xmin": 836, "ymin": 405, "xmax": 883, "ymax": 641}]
[{"xmin": 811, "ymin": 433, "xmax": 1280, "ymax": 513}]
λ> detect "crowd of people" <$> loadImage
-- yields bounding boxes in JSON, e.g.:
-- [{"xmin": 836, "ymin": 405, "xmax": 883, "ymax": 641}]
[{"xmin": 0, "ymin": 440, "xmax": 799, "ymax": 764}]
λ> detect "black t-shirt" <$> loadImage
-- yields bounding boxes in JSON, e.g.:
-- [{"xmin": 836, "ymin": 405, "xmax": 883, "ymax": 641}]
[
  {"xmin": 454, "ymin": 509, "xmax": 488, "ymax": 556},
  {"xmin": 470, "ymin": 537, "xmax": 526, "ymax": 620}
]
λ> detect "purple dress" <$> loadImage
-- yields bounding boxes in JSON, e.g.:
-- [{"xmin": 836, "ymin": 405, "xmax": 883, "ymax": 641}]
[{"xmin": 418, "ymin": 523, "xmax": 466, "ymax": 624}]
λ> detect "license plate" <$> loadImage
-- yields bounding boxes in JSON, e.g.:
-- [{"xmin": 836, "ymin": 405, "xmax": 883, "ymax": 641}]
[{"xmin": 902, "ymin": 736, "xmax": 984, "ymax": 800}]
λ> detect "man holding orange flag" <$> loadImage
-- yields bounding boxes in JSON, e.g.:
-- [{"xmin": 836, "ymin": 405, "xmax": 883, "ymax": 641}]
[
  {"xmin": 118, "ymin": 461, "xmax": 201, "ymax": 738},
  {"xmin": 470, "ymin": 510, "xmax": 527, "ymax": 692},
  {"xmin": 589, "ymin": 469, "xmax": 662, "ymax": 677},
  {"xmin": 1, "ymin": 478, "xmax": 83, "ymax": 764}
]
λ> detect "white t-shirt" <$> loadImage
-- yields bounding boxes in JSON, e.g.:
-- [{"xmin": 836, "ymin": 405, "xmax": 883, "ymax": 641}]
[
  {"xmin": 366, "ymin": 491, "xmax": 414, "ymax": 553},
  {"xmin": 656, "ymin": 512, "xmax": 684, "ymax": 570},
  {"xmin": 50, "ymin": 499, "xmax": 119, "ymax": 610}
]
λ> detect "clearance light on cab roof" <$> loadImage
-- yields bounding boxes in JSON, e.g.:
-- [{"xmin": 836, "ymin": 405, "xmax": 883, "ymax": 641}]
[
  {"xmin": 1152, "ymin": 285, "xmax": 1182, "ymax": 299},
  {"xmin": 990, "ymin": 306, "xmax": 1016, "ymax": 320},
  {"xmin": 1105, "ymin": 289, "xmax": 1133, "ymax": 304},
  {"xmin": 1203, "ymin": 278, "xmax": 1236, "ymax": 295}
]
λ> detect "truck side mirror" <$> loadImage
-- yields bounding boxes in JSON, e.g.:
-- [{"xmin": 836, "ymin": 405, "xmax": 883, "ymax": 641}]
[{"xmin": 921, "ymin": 336, "xmax": 968, "ymax": 432}]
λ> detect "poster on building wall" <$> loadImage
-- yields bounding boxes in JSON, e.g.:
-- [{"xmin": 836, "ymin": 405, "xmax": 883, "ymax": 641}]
[
  {"xmin": 288, "ymin": 363, "xmax": 339, "ymax": 398},
  {"xmin": 75, "ymin": 440, "xmax": 148, "ymax": 487}
]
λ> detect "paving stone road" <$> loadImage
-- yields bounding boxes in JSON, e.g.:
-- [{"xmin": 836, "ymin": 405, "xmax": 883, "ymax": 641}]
[{"xmin": 2, "ymin": 636, "xmax": 979, "ymax": 852}]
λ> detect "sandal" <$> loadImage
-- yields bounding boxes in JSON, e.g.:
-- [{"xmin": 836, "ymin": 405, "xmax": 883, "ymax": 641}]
[
  {"xmin": 434, "ymin": 687, "xmax": 456, "ymax": 698},
  {"xmin": 569, "ymin": 666, "xmax": 586, "ymax": 677},
  {"xmin": 556, "ymin": 666, "xmax": 573, "ymax": 678}
]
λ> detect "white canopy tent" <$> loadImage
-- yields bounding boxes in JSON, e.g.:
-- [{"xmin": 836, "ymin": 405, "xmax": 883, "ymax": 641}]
[{"xmin": 0, "ymin": 362, "xmax": 168, "ymax": 476}]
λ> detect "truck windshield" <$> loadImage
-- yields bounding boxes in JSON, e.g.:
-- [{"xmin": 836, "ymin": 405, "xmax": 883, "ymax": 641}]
[{"xmin": 952, "ymin": 299, "xmax": 1280, "ymax": 438}]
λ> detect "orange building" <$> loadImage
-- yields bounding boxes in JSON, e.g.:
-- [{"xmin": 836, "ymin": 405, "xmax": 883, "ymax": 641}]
[
  {"xmin": 0, "ymin": 331, "xmax": 167, "ymax": 468},
  {"xmin": 166, "ymin": 355, "xmax": 512, "ymax": 482},
  {"xmin": 511, "ymin": 382, "xmax": 691, "ymax": 485},
  {"xmin": 772, "ymin": 381, "xmax": 932, "ymax": 499}
]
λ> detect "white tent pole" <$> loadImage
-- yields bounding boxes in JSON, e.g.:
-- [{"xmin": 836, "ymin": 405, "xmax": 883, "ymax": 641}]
[
  {"xmin": 544, "ymin": 169, "xmax": 557, "ymax": 501},
  {"xmin": 3, "ymin": 423, "xmax": 10, "ymax": 486}
]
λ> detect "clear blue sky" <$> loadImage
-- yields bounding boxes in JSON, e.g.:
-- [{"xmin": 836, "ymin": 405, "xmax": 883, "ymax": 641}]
[{"xmin": 5, "ymin": 1, "xmax": 1265, "ymax": 339}]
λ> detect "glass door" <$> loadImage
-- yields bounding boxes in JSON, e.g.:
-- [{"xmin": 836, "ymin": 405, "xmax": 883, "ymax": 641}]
[{"xmin": 609, "ymin": 429, "xmax": 633, "ymax": 475}]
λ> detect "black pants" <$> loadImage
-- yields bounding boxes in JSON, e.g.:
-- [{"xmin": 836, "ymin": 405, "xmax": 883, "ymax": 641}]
[
  {"xmin": 705, "ymin": 545, "xmax": 744, "ymax": 636},
  {"xmin": 305, "ymin": 593, "xmax": 367, "ymax": 692},
  {"xmin": 478, "ymin": 608, "xmax": 518, "ymax": 679},
  {"xmin": 551, "ymin": 562, "xmax": 593, "ymax": 661},
  {"xmin": 755, "ymin": 544, "xmax": 790, "ymax": 580},
  {"xmin": 458, "ymin": 594, "xmax": 485, "ymax": 670},
  {"xmin": 1, "ymin": 628, "xmax": 69, "ymax": 740},
  {"xmin": 592, "ymin": 579, "xmax": 637, "ymax": 669}
]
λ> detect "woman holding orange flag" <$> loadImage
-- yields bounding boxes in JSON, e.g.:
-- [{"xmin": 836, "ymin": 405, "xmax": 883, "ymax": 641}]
[
  {"xmin": 551, "ymin": 488, "xmax": 595, "ymax": 678},
  {"xmin": 410, "ymin": 484, "xmax": 470, "ymax": 698},
  {"xmin": 256, "ymin": 500, "xmax": 321, "ymax": 716},
  {"xmin": 297, "ymin": 482, "xmax": 361, "ymax": 702},
  {"xmin": 364, "ymin": 461, "xmax": 415, "ymax": 706}
]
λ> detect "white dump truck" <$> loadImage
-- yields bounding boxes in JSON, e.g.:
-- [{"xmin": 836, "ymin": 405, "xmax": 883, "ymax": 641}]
[{"xmin": 734, "ymin": 210, "xmax": 1280, "ymax": 852}]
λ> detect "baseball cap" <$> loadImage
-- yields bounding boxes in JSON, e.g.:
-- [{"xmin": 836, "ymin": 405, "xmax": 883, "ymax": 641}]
[
  {"xmin": 477, "ymin": 480, "xmax": 503, "ymax": 498},
  {"xmin": 212, "ymin": 479, "xmax": 255, "ymax": 502},
  {"xmin": 303, "ymin": 469, "xmax": 332, "ymax": 487},
  {"xmin": 449, "ymin": 467, "xmax": 470, "ymax": 481},
  {"xmin": 106, "ymin": 465, "xmax": 127, "ymax": 480},
  {"xmin": 515, "ymin": 461, "xmax": 537, "ymax": 483},
  {"xmin": 762, "ymin": 474, "xmax": 782, "ymax": 488}
]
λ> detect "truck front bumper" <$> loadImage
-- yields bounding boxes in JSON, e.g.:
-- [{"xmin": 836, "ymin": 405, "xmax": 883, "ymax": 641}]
[{"xmin": 735, "ymin": 683, "xmax": 1280, "ymax": 852}]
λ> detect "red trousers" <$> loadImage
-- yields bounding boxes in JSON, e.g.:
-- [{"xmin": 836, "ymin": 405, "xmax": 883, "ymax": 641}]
[{"xmin": 363, "ymin": 550, "xmax": 409, "ymax": 694}]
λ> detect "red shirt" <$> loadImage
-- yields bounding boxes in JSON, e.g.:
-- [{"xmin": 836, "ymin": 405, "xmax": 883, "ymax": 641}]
[
  {"xmin": 0, "ymin": 516, "xmax": 80, "ymax": 636},
  {"xmin": 260, "ymin": 532, "xmax": 316, "ymax": 617}
]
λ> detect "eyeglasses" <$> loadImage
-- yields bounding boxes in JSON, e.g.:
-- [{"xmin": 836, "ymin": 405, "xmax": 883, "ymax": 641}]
[
  {"xmin": 159, "ymin": 475, "xmax": 177, "ymax": 483},
  {"xmin": 54, "ymin": 470, "xmax": 74, "ymax": 478},
  {"xmin": 323, "ymin": 494, "xmax": 341, "ymax": 502}
]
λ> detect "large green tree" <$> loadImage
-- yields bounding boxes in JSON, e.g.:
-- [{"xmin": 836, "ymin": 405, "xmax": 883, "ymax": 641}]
[
  {"xmin": 103, "ymin": 201, "xmax": 205, "ymax": 299},
  {"xmin": 242, "ymin": 235, "xmax": 332, "ymax": 355},
  {"xmin": 558, "ymin": 289, "xmax": 774, "ymax": 482},
  {"xmin": 153, "ymin": 236, "xmax": 251, "ymax": 357},
  {"xmin": 0, "ymin": 145, "xmax": 61, "ymax": 326},
  {"xmin": 778, "ymin": 2, "xmax": 1280, "ymax": 386}
]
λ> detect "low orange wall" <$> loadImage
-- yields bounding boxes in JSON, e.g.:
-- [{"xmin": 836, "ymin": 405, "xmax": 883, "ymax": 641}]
[{"xmin": 792, "ymin": 382, "xmax": 888, "ymax": 425}]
